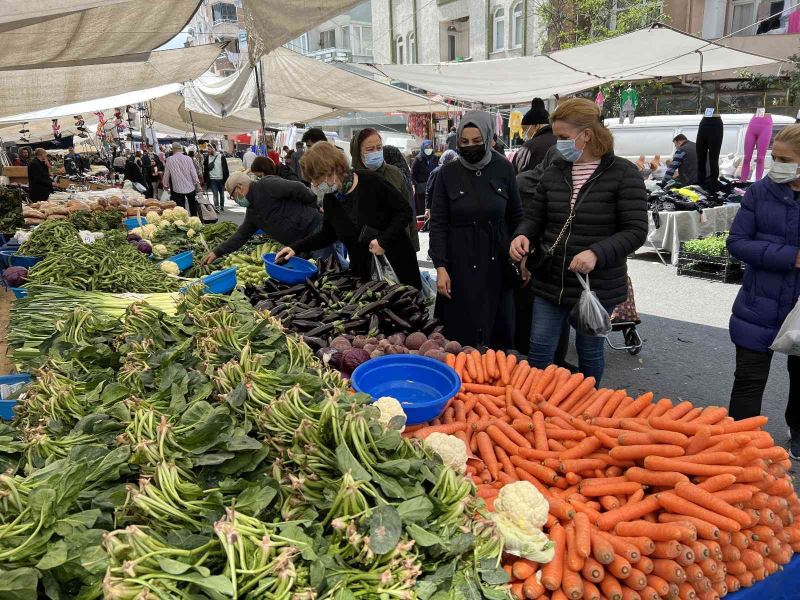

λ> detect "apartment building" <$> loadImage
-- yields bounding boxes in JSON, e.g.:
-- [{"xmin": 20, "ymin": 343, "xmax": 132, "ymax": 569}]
[
  {"xmin": 286, "ymin": 2, "xmax": 374, "ymax": 64},
  {"xmin": 371, "ymin": 0, "xmax": 542, "ymax": 64},
  {"xmin": 185, "ymin": 0, "xmax": 246, "ymax": 76}
]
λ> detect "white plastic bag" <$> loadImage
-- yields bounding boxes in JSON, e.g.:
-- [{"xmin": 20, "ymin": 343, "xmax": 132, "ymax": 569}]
[
  {"xmin": 419, "ymin": 270, "xmax": 437, "ymax": 317},
  {"xmin": 371, "ymin": 254, "xmax": 398, "ymax": 285},
  {"xmin": 569, "ymin": 274, "xmax": 612, "ymax": 337},
  {"xmin": 160, "ymin": 190, "xmax": 171, "ymax": 202},
  {"xmin": 770, "ymin": 298, "xmax": 800, "ymax": 355}
]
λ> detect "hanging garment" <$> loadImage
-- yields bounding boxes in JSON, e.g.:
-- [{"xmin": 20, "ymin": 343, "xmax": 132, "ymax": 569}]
[
  {"xmin": 595, "ymin": 91, "xmax": 605, "ymax": 111},
  {"xmin": 509, "ymin": 111, "xmax": 524, "ymax": 141},
  {"xmin": 741, "ymin": 114, "xmax": 773, "ymax": 181},
  {"xmin": 790, "ymin": 9, "xmax": 800, "ymax": 33},
  {"xmin": 618, "ymin": 88, "xmax": 639, "ymax": 124},
  {"xmin": 495, "ymin": 112, "xmax": 504, "ymax": 137},
  {"xmin": 696, "ymin": 115, "xmax": 724, "ymax": 194}
]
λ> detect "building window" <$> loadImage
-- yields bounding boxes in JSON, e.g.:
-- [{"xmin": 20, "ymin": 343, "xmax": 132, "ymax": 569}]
[
  {"xmin": 511, "ymin": 2, "xmax": 523, "ymax": 48},
  {"xmin": 493, "ymin": 7, "xmax": 505, "ymax": 52},
  {"xmin": 320, "ymin": 29, "xmax": 336, "ymax": 49},
  {"xmin": 211, "ymin": 2, "xmax": 237, "ymax": 24},
  {"xmin": 448, "ymin": 33, "xmax": 456, "ymax": 61},
  {"xmin": 350, "ymin": 25, "xmax": 372, "ymax": 56},
  {"xmin": 408, "ymin": 32, "xmax": 416, "ymax": 63},
  {"xmin": 396, "ymin": 35, "xmax": 405, "ymax": 64}
]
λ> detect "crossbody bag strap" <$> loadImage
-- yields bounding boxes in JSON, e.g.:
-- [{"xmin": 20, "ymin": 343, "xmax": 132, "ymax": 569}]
[{"xmin": 547, "ymin": 168, "xmax": 593, "ymax": 252}]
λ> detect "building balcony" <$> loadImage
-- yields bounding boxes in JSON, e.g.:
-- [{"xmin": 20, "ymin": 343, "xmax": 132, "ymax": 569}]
[
  {"xmin": 308, "ymin": 47, "xmax": 353, "ymax": 63},
  {"xmin": 714, "ymin": 32, "xmax": 800, "ymax": 77},
  {"xmin": 211, "ymin": 20, "xmax": 240, "ymax": 37}
]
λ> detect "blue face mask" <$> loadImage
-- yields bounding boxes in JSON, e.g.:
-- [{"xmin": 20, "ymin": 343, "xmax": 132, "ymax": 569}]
[
  {"xmin": 556, "ymin": 138, "xmax": 583, "ymax": 162},
  {"xmin": 363, "ymin": 150, "xmax": 384, "ymax": 170},
  {"xmin": 234, "ymin": 194, "xmax": 250, "ymax": 208}
]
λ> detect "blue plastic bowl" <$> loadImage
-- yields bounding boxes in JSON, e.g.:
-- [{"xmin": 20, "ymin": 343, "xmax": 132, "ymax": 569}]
[
  {"xmin": 163, "ymin": 250, "xmax": 193, "ymax": 272},
  {"xmin": 0, "ymin": 373, "xmax": 31, "ymax": 420},
  {"xmin": 10, "ymin": 287, "xmax": 26, "ymax": 299},
  {"xmin": 124, "ymin": 216, "xmax": 147, "ymax": 230},
  {"xmin": 263, "ymin": 253, "xmax": 318, "ymax": 285},
  {"xmin": 202, "ymin": 267, "xmax": 238, "ymax": 294},
  {"xmin": 0, "ymin": 250, "xmax": 41, "ymax": 268},
  {"xmin": 351, "ymin": 355, "xmax": 461, "ymax": 425}
]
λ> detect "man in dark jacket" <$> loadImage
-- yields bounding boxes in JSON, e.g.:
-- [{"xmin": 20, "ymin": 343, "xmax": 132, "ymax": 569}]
[
  {"xmin": 199, "ymin": 171, "xmax": 323, "ymax": 265},
  {"xmin": 141, "ymin": 145, "xmax": 163, "ymax": 198},
  {"xmin": 411, "ymin": 140, "xmax": 438, "ymax": 216},
  {"xmin": 203, "ymin": 145, "xmax": 230, "ymax": 212},
  {"xmin": 663, "ymin": 134, "xmax": 699, "ymax": 185},
  {"xmin": 64, "ymin": 146, "xmax": 82, "ymax": 176},
  {"xmin": 513, "ymin": 98, "xmax": 557, "ymax": 174},
  {"xmin": 445, "ymin": 127, "xmax": 457, "ymax": 151},
  {"xmin": 27, "ymin": 148, "xmax": 54, "ymax": 201}
]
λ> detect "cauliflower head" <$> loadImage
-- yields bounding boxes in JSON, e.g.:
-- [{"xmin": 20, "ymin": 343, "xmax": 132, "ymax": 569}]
[
  {"xmin": 142, "ymin": 224, "xmax": 158, "ymax": 238},
  {"xmin": 186, "ymin": 216, "xmax": 202, "ymax": 229},
  {"xmin": 424, "ymin": 433, "xmax": 467, "ymax": 473},
  {"xmin": 494, "ymin": 480, "xmax": 549, "ymax": 530},
  {"xmin": 146, "ymin": 211, "xmax": 161, "ymax": 224},
  {"xmin": 373, "ymin": 396, "xmax": 406, "ymax": 430},
  {"xmin": 491, "ymin": 512, "xmax": 555, "ymax": 562},
  {"xmin": 172, "ymin": 219, "xmax": 187, "ymax": 228},
  {"xmin": 172, "ymin": 206, "xmax": 189, "ymax": 219},
  {"xmin": 152, "ymin": 244, "xmax": 169, "ymax": 258},
  {"xmin": 130, "ymin": 226, "xmax": 144, "ymax": 237},
  {"xmin": 186, "ymin": 229, "xmax": 196, "ymax": 238},
  {"xmin": 161, "ymin": 208, "xmax": 175, "ymax": 221},
  {"xmin": 158, "ymin": 220, "xmax": 171, "ymax": 229},
  {"xmin": 159, "ymin": 260, "xmax": 180, "ymax": 276}
]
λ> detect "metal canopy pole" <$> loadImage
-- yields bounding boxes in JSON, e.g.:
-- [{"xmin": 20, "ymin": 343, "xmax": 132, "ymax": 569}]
[
  {"xmin": 253, "ymin": 61, "xmax": 268, "ymax": 149},
  {"xmin": 187, "ymin": 109, "xmax": 199, "ymax": 148}
]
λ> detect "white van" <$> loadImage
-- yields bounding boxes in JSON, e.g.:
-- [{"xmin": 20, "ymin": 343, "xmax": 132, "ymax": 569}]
[
  {"xmin": 278, "ymin": 126, "xmax": 351, "ymax": 162},
  {"xmin": 605, "ymin": 113, "xmax": 795, "ymax": 179}
]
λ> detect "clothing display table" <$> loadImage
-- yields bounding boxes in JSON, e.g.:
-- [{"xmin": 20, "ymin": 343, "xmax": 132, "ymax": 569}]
[
  {"xmin": 727, "ymin": 554, "xmax": 800, "ymax": 599},
  {"xmin": 647, "ymin": 204, "xmax": 740, "ymax": 265}
]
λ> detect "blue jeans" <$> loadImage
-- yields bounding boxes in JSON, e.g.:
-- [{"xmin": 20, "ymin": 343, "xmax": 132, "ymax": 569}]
[
  {"xmin": 208, "ymin": 179, "xmax": 224, "ymax": 210},
  {"xmin": 528, "ymin": 296, "xmax": 608, "ymax": 384}
]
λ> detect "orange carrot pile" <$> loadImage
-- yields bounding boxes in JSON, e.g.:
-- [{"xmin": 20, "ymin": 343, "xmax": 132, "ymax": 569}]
[{"xmin": 408, "ymin": 351, "xmax": 800, "ymax": 600}]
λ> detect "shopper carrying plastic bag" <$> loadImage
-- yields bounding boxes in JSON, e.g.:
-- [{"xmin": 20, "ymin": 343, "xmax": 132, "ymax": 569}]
[
  {"xmin": 570, "ymin": 274, "xmax": 612, "ymax": 337},
  {"xmin": 770, "ymin": 299, "xmax": 800, "ymax": 356}
]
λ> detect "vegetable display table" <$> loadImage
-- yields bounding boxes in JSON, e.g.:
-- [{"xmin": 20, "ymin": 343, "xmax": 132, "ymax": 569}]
[
  {"xmin": 647, "ymin": 204, "xmax": 740, "ymax": 265},
  {"xmin": 727, "ymin": 553, "xmax": 800, "ymax": 599}
]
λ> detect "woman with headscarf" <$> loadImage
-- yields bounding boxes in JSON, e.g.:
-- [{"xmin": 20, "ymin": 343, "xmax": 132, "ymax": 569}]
[
  {"xmin": 411, "ymin": 140, "xmax": 439, "ymax": 216},
  {"xmin": 430, "ymin": 111, "xmax": 523, "ymax": 348},
  {"xmin": 350, "ymin": 129, "xmax": 420, "ymax": 253}
]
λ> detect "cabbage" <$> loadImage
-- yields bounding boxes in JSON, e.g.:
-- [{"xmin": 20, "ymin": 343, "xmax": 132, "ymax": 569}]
[
  {"xmin": 3, "ymin": 266, "xmax": 28, "ymax": 287},
  {"xmin": 136, "ymin": 240, "xmax": 152, "ymax": 255}
]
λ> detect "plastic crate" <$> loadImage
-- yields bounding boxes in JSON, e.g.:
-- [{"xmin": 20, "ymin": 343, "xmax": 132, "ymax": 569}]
[
  {"xmin": 202, "ymin": 267, "xmax": 237, "ymax": 294},
  {"xmin": 10, "ymin": 287, "xmax": 26, "ymax": 299},
  {"xmin": 124, "ymin": 216, "xmax": 147, "ymax": 230},
  {"xmin": 162, "ymin": 250, "xmax": 193, "ymax": 272},
  {"xmin": 677, "ymin": 238, "xmax": 742, "ymax": 284},
  {"xmin": 0, "ymin": 250, "xmax": 41, "ymax": 268},
  {"xmin": 0, "ymin": 373, "xmax": 31, "ymax": 420}
]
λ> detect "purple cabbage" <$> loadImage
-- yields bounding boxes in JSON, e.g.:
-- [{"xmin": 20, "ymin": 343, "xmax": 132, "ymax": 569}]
[{"xmin": 3, "ymin": 266, "xmax": 28, "ymax": 287}]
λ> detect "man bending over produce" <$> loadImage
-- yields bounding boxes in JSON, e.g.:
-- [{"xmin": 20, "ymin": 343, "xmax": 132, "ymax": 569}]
[{"xmin": 200, "ymin": 171, "xmax": 326, "ymax": 265}]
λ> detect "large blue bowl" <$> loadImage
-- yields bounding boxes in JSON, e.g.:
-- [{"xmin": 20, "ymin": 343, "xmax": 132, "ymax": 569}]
[
  {"xmin": 124, "ymin": 216, "xmax": 146, "ymax": 230},
  {"xmin": 162, "ymin": 250, "xmax": 193, "ymax": 272},
  {"xmin": 0, "ymin": 250, "xmax": 41, "ymax": 268},
  {"xmin": 202, "ymin": 267, "xmax": 237, "ymax": 294},
  {"xmin": 0, "ymin": 373, "xmax": 31, "ymax": 420},
  {"xmin": 10, "ymin": 287, "xmax": 26, "ymax": 299},
  {"xmin": 351, "ymin": 354, "xmax": 461, "ymax": 425},
  {"xmin": 263, "ymin": 253, "xmax": 318, "ymax": 285}
]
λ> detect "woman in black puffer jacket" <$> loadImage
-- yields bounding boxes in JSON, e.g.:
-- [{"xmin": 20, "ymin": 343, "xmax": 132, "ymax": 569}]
[{"xmin": 510, "ymin": 98, "xmax": 647, "ymax": 383}]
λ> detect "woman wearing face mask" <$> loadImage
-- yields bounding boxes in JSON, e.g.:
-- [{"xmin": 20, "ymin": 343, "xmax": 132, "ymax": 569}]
[
  {"xmin": 429, "ymin": 111, "xmax": 523, "ymax": 349},
  {"xmin": 274, "ymin": 141, "xmax": 421, "ymax": 288},
  {"xmin": 198, "ymin": 169, "xmax": 323, "ymax": 266},
  {"xmin": 726, "ymin": 124, "xmax": 800, "ymax": 458},
  {"xmin": 510, "ymin": 98, "xmax": 647, "ymax": 383},
  {"xmin": 411, "ymin": 140, "xmax": 439, "ymax": 216},
  {"xmin": 512, "ymin": 98, "xmax": 557, "ymax": 175}
]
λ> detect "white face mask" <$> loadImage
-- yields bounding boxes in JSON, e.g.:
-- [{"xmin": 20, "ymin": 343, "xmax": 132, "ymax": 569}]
[
  {"xmin": 424, "ymin": 148, "xmax": 433, "ymax": 156},
  {"xmin": 311, "ymin": 180, "xmax": 338, "ymax": 199},
  {"xmin": 768, "ymin": 162, "xmax": 800, "ymax": 184}
]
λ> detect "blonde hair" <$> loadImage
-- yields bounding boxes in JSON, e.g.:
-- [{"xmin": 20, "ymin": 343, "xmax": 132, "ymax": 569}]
[
  {"xmin": 34, "ymin": 147, "xmax": 47, "ymax": 159},
  {"xmin": 300, "ymin": 141, "xmax": 350, "ymax": 181},
  {"xmin": 775, "ymin": 124, "xmax": 800, "ymax": 154},
  {"xmin": 550, "ymin": 98, "xmax": 614, "ymax": 157}
]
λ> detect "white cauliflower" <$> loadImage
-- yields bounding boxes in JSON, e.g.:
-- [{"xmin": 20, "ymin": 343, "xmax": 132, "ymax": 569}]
[
  {"xmin": 159, "ymin": 260, "xmax": 180, "ymax": 275},
  {"xmin": 424, "ymin": 433, "xmax": 468, "ymax": 473},
  {"xmin": 146, "ymin": 211, "xmax": 161, "ymax": 224},
  {"xmin": 172, "ymin": 206, "xmax": 189, "ymax": 219},
  {"xmin": 158, "ymin": 220, "xmax": 171, "ymax": 229},
  {"xmin": 186, "ymin": 229, "xmax": 196, "ymax": 238},
  {"xmin": 161, "ymin": 208, "xmax": 175, "ymax": 221},
  {"xmin": 141, "ymin": 224, "xmax": 158, "ymax": 238},
  {"xmin": 186, "ymin": 216, "xmax": 202, "ymax": 229},
  {"xmin": 130, "ymin": 226, "xmax": 144, "ymax": 237},
  {"xmin": 492, "ymin": 513, "xmax": 555, "ymax": 563},
  {"xmin": 172, "ymin": 219, "xmax": 187, "ymax": 228},
  {"xmin": 152, "ymin": 244, "xmax": 169, "ymax": 258},
  {"xmin": 494, "ymin": 480, "xmax": 549, "ymax": 529},
  {"xmin": 373, "ymin": 396, "xmax": 406, "ymax": 430}
]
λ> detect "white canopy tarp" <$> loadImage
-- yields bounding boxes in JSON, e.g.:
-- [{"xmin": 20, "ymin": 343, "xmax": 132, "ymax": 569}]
[
  {"xmin": 0, "ymin": 44, "xmax": 223, "ymax": 119},
  {"xmin": 370, "ymin": 24, "xmax": 781, "ymax": 104},
  {"xmin": 183, "ymin": 69, "xmax": 258, "ymax": 118},
  {"xmin": 0, "ymin": 0, "xmax": 200, "ymax": 68},
  {"xmin": 150, "ymin": 94, "xmax": 265, "ymax": 135},
  {"xmin": 260, "ymin": 47, "xmax": 453, "ymax": 115},
  {"xmin": 241, "ymin": 0, "xmax": 361, "ymax": 61}
]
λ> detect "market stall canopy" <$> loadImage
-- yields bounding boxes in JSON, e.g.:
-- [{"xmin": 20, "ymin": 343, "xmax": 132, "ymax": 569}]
[
  {"xmin": 183, "ymin": 69, "xmax": 259, "ymax": 118},
  {"xmin": 0, "ymin": 44, "xmax": 222, "ymax": 119},
  {"xmin": 0, "ymin": 0, "xmax": 200, "ymax": 68},
  {"xmin": 241, "ymin": 0, "xmax": 361, "ymax": 62},
  {"xmin": 369, "ymin": 24, "xmax": 781, "ymax": 104},
  {"xmin": 259, "ymin": 47, "xmax": 453, "ymax": 115},
  {"xmin": 150, "ymin": 94, "xmax": 265, "ymax": 135}
]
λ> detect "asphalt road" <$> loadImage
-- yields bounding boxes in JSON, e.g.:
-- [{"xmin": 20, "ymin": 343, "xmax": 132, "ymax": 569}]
[{"xmin": 217, "ymin": 204, "xmax": 794, "ymax": 453}]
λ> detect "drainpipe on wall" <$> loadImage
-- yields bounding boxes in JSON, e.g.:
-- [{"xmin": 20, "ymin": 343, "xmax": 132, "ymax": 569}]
[
  {"xmin": 522, "ymin": 0, "xmax": 529, "ymax": 56},
  {"xmin": 412, "ymin": 0, "xmax": 419, "ymax": 63},
  {"xmin": 388, "ymin": 0, "xmax": 395, "ymax": 62},
  {"xmin": 485, "ymin": 0, "xmax": 491, "ymax": 60}
]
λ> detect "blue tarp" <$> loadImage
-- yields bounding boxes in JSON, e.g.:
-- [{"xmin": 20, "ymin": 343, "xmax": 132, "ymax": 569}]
[{"xmin": 727, "ymin": 554, "xmax": 800, "ymax": 600}]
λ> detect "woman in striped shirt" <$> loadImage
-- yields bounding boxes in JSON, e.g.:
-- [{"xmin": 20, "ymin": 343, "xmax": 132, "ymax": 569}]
[{"xmin": 510, "ymin": 98, "xmax": 647, "ymax": 383}]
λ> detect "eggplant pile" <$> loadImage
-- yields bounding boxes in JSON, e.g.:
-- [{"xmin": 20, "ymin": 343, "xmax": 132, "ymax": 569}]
[{"xmin": 244, "ymin": 272, "xmax": 444, "ymax": 351}]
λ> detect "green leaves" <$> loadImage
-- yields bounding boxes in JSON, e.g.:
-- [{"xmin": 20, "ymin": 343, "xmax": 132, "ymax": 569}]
[
  {"xmin": 368, "ymin": 505, "xmax": 402, "ymax": 555},
  {"xmin": 0, "ymin": 568, "xmax": 39, "ymax": 600},
  {"xmin": 335, "ymin": 443, "xmax": 371, "ymax": 481},
  {"xmin": 397, "ymin": 496, "xmax": 434, "ymax": 522}
]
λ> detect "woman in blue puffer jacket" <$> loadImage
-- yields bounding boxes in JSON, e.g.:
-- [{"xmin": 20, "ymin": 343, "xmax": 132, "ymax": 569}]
[{"xmin": 728, "ymin": 124, "xmax": 800, "ymax": 457}]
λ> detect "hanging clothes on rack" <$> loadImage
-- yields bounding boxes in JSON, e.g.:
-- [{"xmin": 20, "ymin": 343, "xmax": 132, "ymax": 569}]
[
  {"xmin": 619, "ymin": 87, "xmax": 639, "ymax": 124},
  {"xmin": 696, "ymin": 113, "xmax": 724, "ymax": 194},
  {"xmin": 595, "ymin": 91, "xmax": 605, "ymax": 112},
  {"xmin": 741, "ymin": 113, "xmax": 773, "ymax": 181},
  {"xmin": 508, "ymin": 111, "xmax": 524, "ymax": 141}
]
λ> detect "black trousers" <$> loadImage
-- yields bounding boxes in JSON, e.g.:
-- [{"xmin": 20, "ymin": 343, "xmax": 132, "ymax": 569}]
[
  {"xmin": 696, "ymin": 116, "xmax": 723, "ymax": 194},
  {"xmin": 729, "ymin": 345, "xmax": 800, "ymax": 431},
  {"xmin": 171, "ymin": 190, "xmax": 198, "ymax": 217}
]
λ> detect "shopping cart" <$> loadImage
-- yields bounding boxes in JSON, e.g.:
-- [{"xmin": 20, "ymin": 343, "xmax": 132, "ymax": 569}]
[{"xmin": 606, "ymin": 276, "xmax": 642, "ymax": 356}]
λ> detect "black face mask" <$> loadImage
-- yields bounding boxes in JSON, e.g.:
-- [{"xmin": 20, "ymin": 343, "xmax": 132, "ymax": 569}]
[{"xmin": 459, "ymin": 144, "xmax": 486, "ymax": 164}]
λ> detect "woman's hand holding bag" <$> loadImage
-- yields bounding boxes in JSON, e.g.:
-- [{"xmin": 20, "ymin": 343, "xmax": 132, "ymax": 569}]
[{"xmin": 569, "ymin": 273, "xmax": 612, "ymax": 337}]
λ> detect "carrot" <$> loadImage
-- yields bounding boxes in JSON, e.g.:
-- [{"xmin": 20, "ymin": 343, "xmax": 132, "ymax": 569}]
[
  {"xmin": 657, "ymin": 492, "xmax": 742, "ymax": 532},
  {"xmin": 531, "ymin": 365, "xmax": 557, "ymax": 396},
  {"xmin": 462, "ymin": 382, "xmax": 506, "ymax": 396},
  {"xmin": 511, "ymin": 389, "xmax": 535, "ymax": 416},
  {"xmin": 545, "ymin": 426, "xmax": 586, "ymax": 441},
  {"xmin": 483, "ymin": 349, "xmax": 497, "ymax": 381},
  {"xmin": 624, "ymin": 467, "xmax": 690, "ymax": 488},
  {"xmin": 615, "ymin": 521, "xmax": 688, "ymax": 542},
  {"xmin": 542, "ymin": 524, "xmax": 566, "ymax": 590},
  {"xmin": 610, "ymin": 444, "xmax": 685, "ymax": 462},
  {"xmin": 596, "ymin": 531, "xmax": 641, "ymax": 563},
  {"xmin": 663, "ymin": 401, "xmax": 694, "ymax": 420},
  {"xmin": 596, "ymin": 496, "xmax": 661, "ymax": 531},
  {"xmin": 651, "ymin": 559, "xmax": 685, "ymax": 584},
  {"xmin": 677, "ymin": 407, "xmax": 703, "ymax": 422},
  {"xmin": 582, "ymin": 557, "xmax": 605, "ymax": 582},
  {"xmin": 684, "ymin": 425, "xmax": 712, "ymax": 456},
  {"xmin": 545, "ymin": 368, "xmax": 571, "ymax": 400},
  {"xmin": 590, "ymin": 528, "xmax": 616, "ymax": 564},
  {"xmin": 475, "ymin": 432, "xmax": 499, "ymax": 480},
  {"xmin": 559, "ymin": 458, "xmax": 607, "ymax": 474},
  {"xmin": 565, "ymin": 525, "xmax": 584, "ymax": 573},
  {"xmin": 454, "ymin": 352, "xmax": 468, "ymax": 382},
  {"xmin": 512, "ymin": 558, "xmax": 537, "ymax": 581},
  {"xmin": 719, "ymin": 415, "xmax": 768, "ymax": 433},
  {"xmin": 674, "ymin": 482, "xmax": 750, "ymax": 527},
  {"xmin": 485, "ymin": 424, "xmax": 520, "ymax": 456},
  {"xmin": 560, "ymin": 376, "xmax": 597, "ymax": 414},
  {"xmin": 567, "ymin": 511, "xmax": 590, "ymax": 559},
  {"xmin": 492, "ymin": 418, "xmax": 533, "ymax": 449},
  {"xmin": 493, "ymin": 350, "xmax": 508, "ymax": 385},
  {"xmin": 522, "ymin": 574, "xmax": 546, "ymax": 599},
  {"xmin": 713, "ymin": 487, "xmax": 753, "ymax": 504},
  {"xmin": 559, "ymin": 436, "xmax": 602, "ymax": 460},
  {"xmin": 584, "ymin": 580, "xmax": 602, "ymax": 600},
  {"xmin": 618, "ymin": 392, "xmax": 655, "ymax": 418},
  {"xmin": 520, "ymin": 368, "xmax": 539, "ymax": 397},
  {"xmin": 473, "ymin": 350, "xmax": 486, "ymax": 384},
  {"xmin": 510, "ymin": 455, "xmax": 560, "ymax": 484},
  {"xmin": 695, "ymin": 473, "xmax": 736, "ymax": 492},
  {"xmin": 600, "ymin": 572, "xmax": 623, "ymax": 600},
  {"xmin": 569, "ymin": 497, "xmax": 602, "ymax": 522},
  {"xmin": 510, "ymin": 582, "xmax": 524, "ymax": 600},
  {"xmin": 581, "ymin": 481, "xmax": 643, "ymax": 497},
  {"xmin": 583, "ymin": 388, "xmax": 615, "ymax": 418},
  {"xmin": 511, "ymin": 361, "xmax": 529, "ymax": 389},
  {"xmin": 494, "ymin": 445, "xmax": 516, "ymax": 480},
  {"xmin": 643, "ymin": 456, "xmax": 743, "ymax": 477},
  {"xmin": 412, "ymin": 422, "xmax": 467, "ymax": 439},
  {"xmin": 549, "ymin": 373, "xmax": 586, "ymax": 407},
  {"xmin": 678, "ymin": 451, "xmax": 736, "ymax": 465},
  {"xmin": 646, "ymin": 574, "xmax": 670, "ymax": 597},
  {"xmin": 562, "ymin": 565, "xmax": 584, "ymax": 600}
]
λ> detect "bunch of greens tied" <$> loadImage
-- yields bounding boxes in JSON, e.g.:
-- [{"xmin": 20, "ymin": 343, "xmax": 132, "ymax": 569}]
[{"xmin": 0, "ymin": 289, "xmax": 507, "ymax": 599}]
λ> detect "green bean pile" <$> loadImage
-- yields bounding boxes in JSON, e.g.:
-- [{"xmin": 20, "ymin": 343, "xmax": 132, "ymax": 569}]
[{"xmin": 17, "ymin": 219, "xmax": 82, "ymax": 257}]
